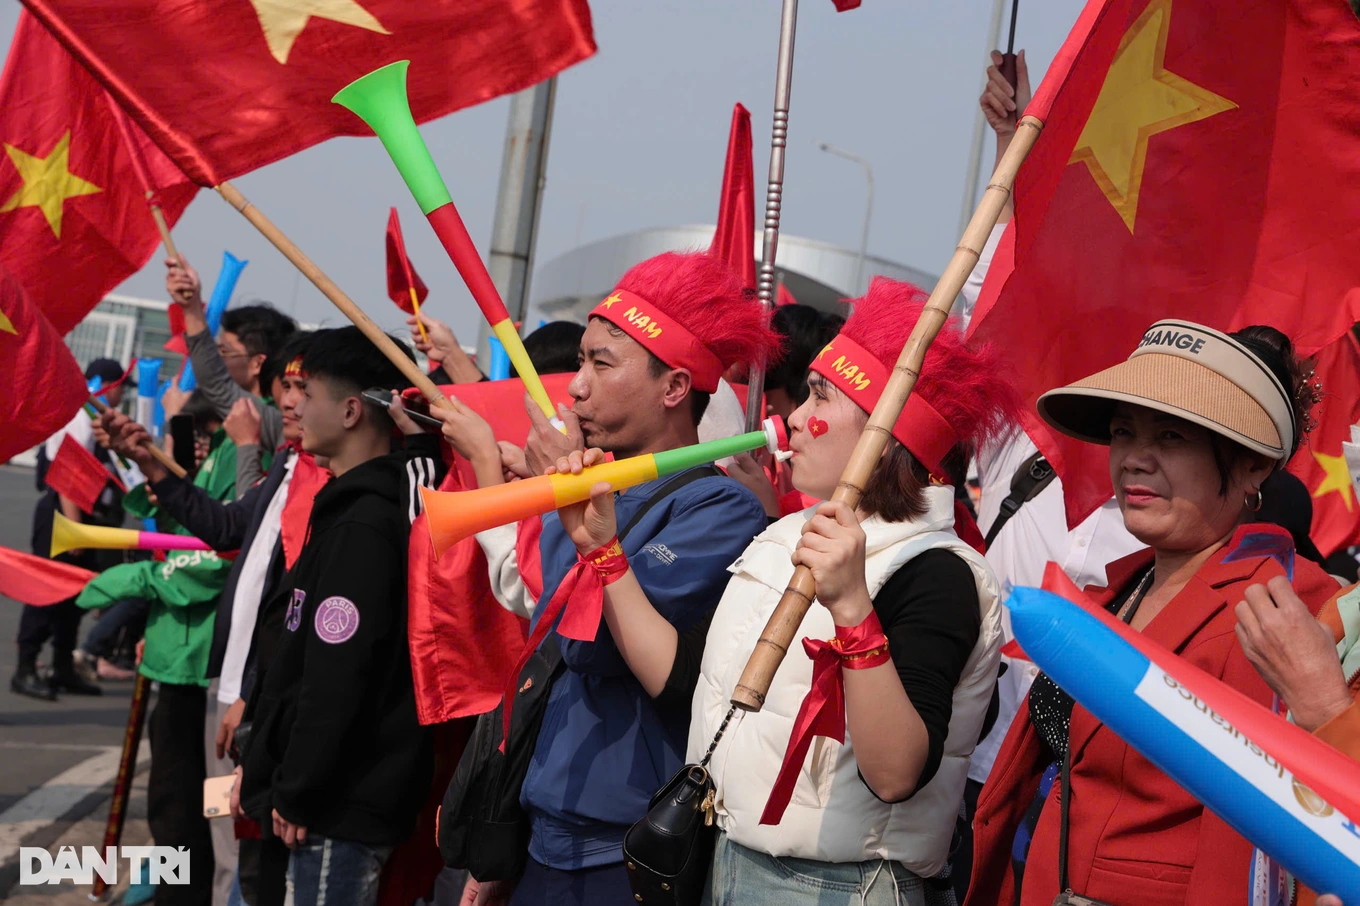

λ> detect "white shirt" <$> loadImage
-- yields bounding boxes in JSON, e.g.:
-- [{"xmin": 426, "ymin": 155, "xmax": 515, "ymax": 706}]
[
  {"xmin": 967, "ymin": 431, "xmax": 1142, "ymax": 782},
  {"xmin": 217, "ymin": 449, "xmax": 296, "ymax": 705}
]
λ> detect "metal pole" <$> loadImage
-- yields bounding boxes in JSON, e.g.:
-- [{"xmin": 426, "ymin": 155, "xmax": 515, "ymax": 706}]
[
  {"xmin": 476, "ymin": 77, "xmax": 557, "ymax": 367},
  {"xmin": 818, "ymin": 142, "xmax": 874, "ymax": 294},
  {"xmin": 956, "ymin": 0, "xmax": 1008, "ymax": 236},
  {"xmin": 745, "ymin": 0, "xmax": 799, "ymax": 432}
]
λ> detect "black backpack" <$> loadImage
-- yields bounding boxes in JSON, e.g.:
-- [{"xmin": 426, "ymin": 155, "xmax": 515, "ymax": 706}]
[{"xmin": 438, "ymin": 466, "xmax": 720, "ymax": 881}]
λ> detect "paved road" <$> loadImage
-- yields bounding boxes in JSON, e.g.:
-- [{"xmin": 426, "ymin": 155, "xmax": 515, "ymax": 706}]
[{"xmin": 0, "ymin": 464, "xmax": 143, "ymax": 892}]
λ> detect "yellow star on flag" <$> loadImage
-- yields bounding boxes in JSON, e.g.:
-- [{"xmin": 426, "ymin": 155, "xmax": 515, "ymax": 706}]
[
  {"xmin": 1312, "ymin": 449, "xmax": 1355, "ymax": 512},
  {"xmin": 0, "ymin": 305, "xmax": 14, "ymax": 335},
  {"xmin": 248, "ymin": 0, "xmax": 390, "ymax": 65},
  {"xmin": 0, "ymin": 133, "xmax": 103, "ymax": 239},
  {"xmin": 1070, "ymin": 0, "xmax": 1237, "ymax": 233},
  {"xmin": 601, "ymin": 292, "xmax": 622, "ymax": 309}
]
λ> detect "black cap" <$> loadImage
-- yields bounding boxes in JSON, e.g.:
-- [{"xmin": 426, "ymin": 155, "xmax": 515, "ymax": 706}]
[{"xmin": 84, "ymin": 358, "xmax": 133, "ymax": 388}]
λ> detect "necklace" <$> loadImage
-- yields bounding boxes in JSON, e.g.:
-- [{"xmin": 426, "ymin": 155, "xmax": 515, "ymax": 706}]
[{"xmin": 1117, "ymin": 567, "xmax": 1155, "ymax": 624}]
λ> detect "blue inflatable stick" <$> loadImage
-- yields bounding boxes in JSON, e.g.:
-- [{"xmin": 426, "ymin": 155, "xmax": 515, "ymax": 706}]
[
  {"xmin": 1008, "ymin": 586, "xmax": 1360, "ymax": 900},
  {"xmin": 179, "ymin": 251, "xmax": 248, "ymax": 391}
]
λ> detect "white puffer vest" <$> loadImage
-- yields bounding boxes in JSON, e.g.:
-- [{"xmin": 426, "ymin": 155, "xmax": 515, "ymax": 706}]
[{"xmin": 687, "ymin": 486, "xmax": 1001, "ymax": 874}]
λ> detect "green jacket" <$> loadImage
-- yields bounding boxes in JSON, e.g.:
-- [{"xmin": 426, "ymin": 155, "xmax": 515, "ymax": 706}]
[{"xmin": 76, "ymin": 430, "xmax": 239, "ymax": 687}]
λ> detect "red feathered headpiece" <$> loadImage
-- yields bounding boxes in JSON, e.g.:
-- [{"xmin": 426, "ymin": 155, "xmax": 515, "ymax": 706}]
[
  {"xmin": 589, "ymin": 252, "xmax": 783, "ymax": 392},
  {"xmin": 811, "ymin": 278, "xmax": 1020, "ymax": 477}
]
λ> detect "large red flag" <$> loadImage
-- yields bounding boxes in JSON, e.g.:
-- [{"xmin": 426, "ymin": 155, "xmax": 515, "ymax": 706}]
[
  {"xmin": 0, "ymin": 13, "xmax": 196, "ymax": 335},
  {"xmin": 709, "ymin": 103, "xmax": 756, "ymax": 290},
  {"xmin": 1287, "ymin": 330, "xmax": 1360, "ymax": 558},
  {"xmin": 21, "ymin": 0, "xmax": 596, "ymax": 188},
  {"xmin": 385, "ymin": 207, "xmax": 428, "ymax": 315},
  {"xmin": 969, "ymin": 0, "xmax": 1360, "ymax": 528},
  {"xmin": 46, "ymin": 432, "xmax": 120, "ymax": 515},
  {"xmin": 0, "ymin": 546, "xmax": 95, "ymax": 606},
  {"xmin": 0, "ymin": 265, "xmax": 88, "ymax": 465}
]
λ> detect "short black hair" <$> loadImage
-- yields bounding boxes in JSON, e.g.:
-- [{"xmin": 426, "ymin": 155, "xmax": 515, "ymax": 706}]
[
  {"xmin": 220, "ymin": 305, "xmax": 297, "ymax": 360},
  {"xmin": 766, "ymin": 305, "xmax": 844, "ymax": 406},
  {"xmin": 260, "ymin": 331, "xmax": 314, "ymax": 392},
  {"xmin": 302, "ymin": 327, "xmax": 414, "ymax": 423},
  {"xmin": 180, "ymin": 389, "xmax": 222, "ymax": 434},
  {"xmin": 520, "ymin": 321, "xmax": 586, "ymax": 376}
]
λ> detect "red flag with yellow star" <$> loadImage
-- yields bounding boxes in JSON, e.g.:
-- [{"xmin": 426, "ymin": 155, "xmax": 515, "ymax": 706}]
[
  {"xmin": 0, "ymin": 264, "xmax": 88, "ymax": 465},
  {"xmin": 20, "ymin": 0, "xmax": 596, "ymax": 187},
  {"xmin": 0, "ymin": 13, "xmax": 197, "ymax": 335},
  {"xmin": 1288, "ymin": 331, "xmax": 1360, "ymax": 558},
  {"xmin": 969, "ymin": 0, "xmax": 1360, "ymax": 528}
]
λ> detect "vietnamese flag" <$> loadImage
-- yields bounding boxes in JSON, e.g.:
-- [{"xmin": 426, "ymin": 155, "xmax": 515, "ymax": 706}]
[
  {"xmin": 385, "ymin": 207, "xmax": 428, "ymax": 315},
  {"xmin": 0, "ymin": 13, "xmax": 196, "ymax": 335},
  {"xmin": 709, "ymin": 103, "xmax": 756, "ymax": 290},
  {"xmin": 968, "ymin": 0, "xmax": 1360, "ymax": 528},
  {"xmin": 46, "ymin": 433, "xmax": 120, "ymax": 515},
  {"xmin": 20, "ymin": 0, "xmax": 596, "ymax": 188},
  {"xmin": 1287, "ymin": 330, "xmax": 1360, "ymax": 558},
  {"xmin": 0, "ymin": 264, "xmax": 88, "ymax": 465}
]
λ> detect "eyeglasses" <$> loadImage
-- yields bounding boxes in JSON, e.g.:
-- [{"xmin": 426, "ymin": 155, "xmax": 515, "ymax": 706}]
[{"xmin": 217, "ymin": 347, "xmax": 250, "ymax": 361}]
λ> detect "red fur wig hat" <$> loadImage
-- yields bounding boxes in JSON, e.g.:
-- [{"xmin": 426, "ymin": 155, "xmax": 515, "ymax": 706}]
[
  {"xmin": 588, "ymin": 251, "xmax": 783, "ymax": 393},
  {"xmin": 810, "ymin": 277, "xmax": 1020, "ymax": 479}
]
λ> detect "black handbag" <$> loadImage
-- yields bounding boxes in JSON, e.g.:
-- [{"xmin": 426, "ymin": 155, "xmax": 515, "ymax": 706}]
[{"xmin": 439, "ymin": 466, "xmax": 722, "ymax": 882}]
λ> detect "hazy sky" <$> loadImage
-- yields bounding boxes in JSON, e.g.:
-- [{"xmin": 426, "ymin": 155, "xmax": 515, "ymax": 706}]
[{"xmin": 0, "ymin": 0, "xmax": 1088, "ymax": 345}]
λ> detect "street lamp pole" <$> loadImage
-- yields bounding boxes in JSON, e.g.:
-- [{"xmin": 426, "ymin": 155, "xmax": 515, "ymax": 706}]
[{"xmin": 818, "ymin": 142, "xmax": 874, "ymax": 294}]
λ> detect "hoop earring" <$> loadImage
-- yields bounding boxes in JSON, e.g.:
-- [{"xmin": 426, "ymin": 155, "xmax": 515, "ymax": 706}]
[{"xmin": 1246, "ymin": 489, "xmax": 1263, "ymax": 512}]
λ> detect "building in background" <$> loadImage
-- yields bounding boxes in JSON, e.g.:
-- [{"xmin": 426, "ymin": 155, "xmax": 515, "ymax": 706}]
[
  {"xmin": 528, "ymin": 226, "xmax": 943, "ymax": 322},
  {"xmin": 65, "ymin": 294, "xmax": 185, "ymax": 378}
]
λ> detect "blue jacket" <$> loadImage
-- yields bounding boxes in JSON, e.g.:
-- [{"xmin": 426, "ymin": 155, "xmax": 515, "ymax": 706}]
[{"xmin": 521, "ymin": 469, "xmax": 768, "ymax": 870}]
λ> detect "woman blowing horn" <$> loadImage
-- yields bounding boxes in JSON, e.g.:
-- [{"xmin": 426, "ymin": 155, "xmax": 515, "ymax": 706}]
[{"xmin": 550, "ymin": 279, "xmax": 1020, "ymax": 905}]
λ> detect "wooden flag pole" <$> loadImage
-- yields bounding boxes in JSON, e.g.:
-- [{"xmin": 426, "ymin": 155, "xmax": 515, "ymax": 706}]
[
  {"xmin": 729, "ymin": 115, "xmax": 1044, "ymax": 712},
  {"xmin": 88, "ymin": 398, "xmax": 187, "ymax": 479},
  {"xmin": 90, "ymin": 674, "xmax": 151, "ymax": 900},
  {"xmin": 215, "ymin": 181, "xmax": 453, "ymax": 411}
]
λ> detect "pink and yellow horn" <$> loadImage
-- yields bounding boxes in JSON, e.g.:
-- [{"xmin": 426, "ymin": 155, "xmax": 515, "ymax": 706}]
[
  {"xmin": 51, "ymin": 511, "xmax": 214, "ymax": 559},
  {"xmin": 421, "ymin": 419, "xmax": 790, "ymax": 558}
]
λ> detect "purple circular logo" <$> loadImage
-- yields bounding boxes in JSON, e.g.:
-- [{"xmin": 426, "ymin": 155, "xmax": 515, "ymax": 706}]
[{"xmin": 314, "ymin": 596, "xmax": 360, "ymax": 644}]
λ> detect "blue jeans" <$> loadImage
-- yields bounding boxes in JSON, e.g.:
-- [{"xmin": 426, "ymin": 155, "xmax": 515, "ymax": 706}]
[
  {"xmin": 704, "ymin": 831, "xmax": 926, "ymax": 906},
  {"xmin": 284, "ymin": 838, "xmax": 391, "ymax": 906}
]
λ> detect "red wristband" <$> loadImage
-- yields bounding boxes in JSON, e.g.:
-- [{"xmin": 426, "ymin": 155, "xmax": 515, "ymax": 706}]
[
  {"xmin": 583, "ymin": 536, "xmax": 629, "ymax": 586},
  {"xmin": 831, "ymin": 609, "xmax": 891, "ymax": 670}
]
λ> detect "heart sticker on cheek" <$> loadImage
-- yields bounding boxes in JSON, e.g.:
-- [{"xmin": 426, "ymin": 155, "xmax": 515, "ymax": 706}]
[{"xmin": 808, "ymin": 417, "xmax": 829, "ymax": 438}]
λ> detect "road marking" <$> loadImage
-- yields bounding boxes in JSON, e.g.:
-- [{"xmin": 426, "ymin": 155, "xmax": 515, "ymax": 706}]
[
  {"xmin": 0, "ymin": 742, "xmax": 120, "ymax": 752},
  {"xmin": 0, "ymin": 740, "xmax": 149, "ymax": 867}
]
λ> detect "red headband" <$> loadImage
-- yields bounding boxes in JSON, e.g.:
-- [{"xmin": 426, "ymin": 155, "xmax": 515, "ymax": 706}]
[
  {"xmin": 588, "ymin": 289, "xmax": 725, "ymax": 393},
  {"xmin": 809, "ymin": 335, "xmax": 959, "ymax": 479},
  {"xmin": 284, "ymin": 355, "xmax": 306, "ymax": 377}
]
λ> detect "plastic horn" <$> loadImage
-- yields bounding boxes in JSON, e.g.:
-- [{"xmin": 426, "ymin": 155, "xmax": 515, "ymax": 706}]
[
  {"xmin": 1009, "ymin": 585, "xmax": 1360, "ymax": 897},
  {"xmin": 333, "ymin": 62, "xmax": 559, "ymax": 426},
  {"xmin": 421, "ymin": 418, "xmax": 791, "ymax": 558},
  {"xmin": 51, "ymin": 511, "xmax": 213, "ymax": 558},
  {"xmin": 180, "ymin": 251, "xmax": 248, "ymax": 391}
]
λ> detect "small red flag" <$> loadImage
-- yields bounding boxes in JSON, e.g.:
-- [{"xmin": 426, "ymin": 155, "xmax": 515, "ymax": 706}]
[
  {"xmin": 46, "ymin": 432, "xmax": 118, "ymax": 515},
  {"xmin": 1287, "ymin": 331, "xmax": 1360, "ymax": 558},
  {"xmin": 775, "ymin": 283, "xmax": 798, "ymax": 307},
  {"xmin": 0, "ymin": 265, "xmax": 87, "ymax": 465},
  {"xmin": 709, "ymin": 104, "xmax": 756, "ymax": 290},
  {"xmin": 968, "ymin": 0, "xmax": 1360, "ymax": 528},
  {"xmin": 386, "ymin": 207, "xmax": 428, "ymax": 315},
  {"xmin": 0, "ymin": 545, "xmax": 95, "ymax": 605},
  {"xmin": 164, "ymin": 303, "xmax": 189, "ymax": 355},
  {"xmin": 20, "ymin": 0, "xmax": 596, "ymax": 187},
  {"xmin": 0, "ymin": 13, "xmax": 196, "ymax": 336},
  {"xmin": 831, "ymin": 0, "xmax": 862, "ymax": 10}
]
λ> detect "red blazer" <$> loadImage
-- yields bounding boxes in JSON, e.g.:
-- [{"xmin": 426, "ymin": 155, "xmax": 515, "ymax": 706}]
[{"xmin": 965, "ymin": 533, "xmax": 1339, "ymax": 906}]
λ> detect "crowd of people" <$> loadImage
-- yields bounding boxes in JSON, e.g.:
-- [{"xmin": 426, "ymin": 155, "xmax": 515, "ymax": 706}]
[{"xmin": 10, "ymin": 53, "xmax": 1359, "ymax": 906}]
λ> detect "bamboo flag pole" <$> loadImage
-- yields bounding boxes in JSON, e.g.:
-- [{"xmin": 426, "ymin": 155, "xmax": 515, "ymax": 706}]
[
  {"xmin": 745, "ymin": 0, "xmax": 799, "ymax": 433},
  {"xmin": 88, "ymin": 397, "xmax": 188, "ymax": 479},
  {"xmin": 730, "ymin": 115, "xmax": 1043, "ymax": 712},
  {"xmin": 90, "ymin": 673, "xmax": 150, "ymax": 900},
  {"xmin": 215, "ymin": 181, "xmax": 453, "ymax": 411}
]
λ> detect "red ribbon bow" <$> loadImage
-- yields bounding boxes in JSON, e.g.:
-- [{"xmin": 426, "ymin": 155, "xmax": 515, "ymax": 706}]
[
  {"xmin": 499, "ymin": 538, "xmax": 629, "ymax": 749},
  {"xmin": 759, "ymin": 613, "xmax": 890, "ymax": 826}
]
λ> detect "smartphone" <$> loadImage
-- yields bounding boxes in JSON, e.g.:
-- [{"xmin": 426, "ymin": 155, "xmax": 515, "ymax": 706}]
[
  {"xmin": 203, "ymin": 774, "xmax": 236, "ymax": 819},
  {"xmin": 169, "ymin": 414, "xmax": 197, "ymax": 474},
  {"xmin": 361, "ymin": 389, "xmax": 443, "ymax": 430}
]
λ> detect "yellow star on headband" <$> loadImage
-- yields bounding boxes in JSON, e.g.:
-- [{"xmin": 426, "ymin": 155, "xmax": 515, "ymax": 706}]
[
  {"xmin": 247, "ymin": 0, "xmax": 390, "ymax": 65},
  {"xmin": 1312, "ymin": 449, "xmax": 1355, "ymax": 512},
  {"xmin": 1070, "ymin": 0, "xmax": 1236, "ymax": 233},
  {"xmin": 1, "ymin": 133, "xmax": 103, "ymax": 239},
  {"xmin": 601, "ymin": 292, "xmax": 622, "ymax": 309}
]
